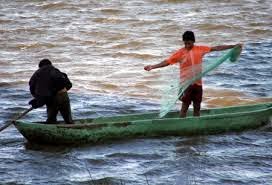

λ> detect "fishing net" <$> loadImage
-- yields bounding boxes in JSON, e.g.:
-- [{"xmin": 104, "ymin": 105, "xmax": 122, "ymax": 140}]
[{"xmin": 159, "ymin": 46, "xmax": 242, "ymax": 118}]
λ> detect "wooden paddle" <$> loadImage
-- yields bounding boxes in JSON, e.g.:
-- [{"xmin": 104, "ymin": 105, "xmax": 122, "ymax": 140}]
[{"xmin": 0, "ymin": 107, "xmax": 34, "ymax": 132}]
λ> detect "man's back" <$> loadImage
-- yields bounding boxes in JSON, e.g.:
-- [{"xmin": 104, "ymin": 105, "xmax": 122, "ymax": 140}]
[{"xmin": 29, "ymin": 65, "xmax": 61, "ymax": 97}]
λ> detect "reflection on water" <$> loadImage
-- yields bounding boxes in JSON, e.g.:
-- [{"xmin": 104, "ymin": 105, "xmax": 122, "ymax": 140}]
[{"xmin": 204, "ymin": 88, "xmax": 272, "ymax": 108}]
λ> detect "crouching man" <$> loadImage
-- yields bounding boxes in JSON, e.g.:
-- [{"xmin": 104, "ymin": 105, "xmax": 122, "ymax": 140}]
[{"xmin": 29, "ymin": 59, "xmax": 73, "ymax": 124}]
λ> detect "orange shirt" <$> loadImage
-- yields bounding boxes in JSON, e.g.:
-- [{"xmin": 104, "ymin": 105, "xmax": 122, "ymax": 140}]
[{"xmin": 166, "ymin": 45, "xmax": 211, "ymax": 86}]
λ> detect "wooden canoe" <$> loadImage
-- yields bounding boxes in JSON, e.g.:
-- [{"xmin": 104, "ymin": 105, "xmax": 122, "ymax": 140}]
[{"xmin": 14, "ymin": 102, "xmax": 272, "ymax": 145}]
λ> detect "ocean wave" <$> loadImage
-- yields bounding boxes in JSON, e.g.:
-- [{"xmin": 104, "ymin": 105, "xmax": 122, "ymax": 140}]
[
  {"xmin": 197, "ymin": 23, "xmax": 236, "ymax": 31},
  {"xmin": 92, "ymin": 17, "xmax": 137, "ymax": 24},
  {"xmin": 110, "ymin": 41, "xmax": 144, "ymax": 49},
  {"xmin": 0, "ymin": 19, "xmax": 12, "ymax": 24},
  {"xmin": 0, "ymin": 81, "xmax": 26, "ymax": 87},
  {"xmin": 99, "ymin": 8, "xmax": 124, "ymax": 14},
  {"xmin": 112, "ymin": 52, "xmax": 157, "ymax": 60},
  {"xmin": 39, "ymin": 2, "xmax": 69, "ymax": 10},
  {"xmin": 106, "ymin": 152, "xmax": 162, "ymax": 160},
  {"xmin": 16, "ymin": 42, "xmax": 56, "ymax": 49}
]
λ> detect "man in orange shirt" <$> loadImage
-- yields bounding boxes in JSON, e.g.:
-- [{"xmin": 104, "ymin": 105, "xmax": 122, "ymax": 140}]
[{"xmin": 144, "ymin": 31, "xmax": 242, "ymax": 117}]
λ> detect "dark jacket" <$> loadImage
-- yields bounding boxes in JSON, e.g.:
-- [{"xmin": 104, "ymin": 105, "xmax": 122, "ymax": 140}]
[{"xmin": 29, "ymin": 65, "xmax": 72, "ymax": 107}]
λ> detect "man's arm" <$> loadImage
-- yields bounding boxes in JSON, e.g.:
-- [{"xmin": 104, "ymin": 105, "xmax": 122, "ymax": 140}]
[
  {"xmin": 29, "ymin": 72, "xmax": 37, "ymax": 97},
  {"xmin": 61, "ymin": 72, "xmax": 72, "ymax": 91},
  {"xmin": 144, "ymin": 60, "xmax": 169, "ymax": 71},
  {"xmin": 51, "ymin": 68, "xmax": 72, "ymax": 92},
  {"xmin": 211, "ymin": 44, "xmax": 242, "ymax": 52}
]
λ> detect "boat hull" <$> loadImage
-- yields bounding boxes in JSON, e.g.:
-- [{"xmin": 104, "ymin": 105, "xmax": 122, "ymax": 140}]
[{"xmin": 14, "ymin": 103, "xmax": 272, "ymax": 145}]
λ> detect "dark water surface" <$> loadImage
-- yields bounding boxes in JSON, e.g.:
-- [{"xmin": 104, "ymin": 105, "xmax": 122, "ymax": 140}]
[{"xmin": 0, "ymin": 0, "xmax": 272, "ymax": 184}]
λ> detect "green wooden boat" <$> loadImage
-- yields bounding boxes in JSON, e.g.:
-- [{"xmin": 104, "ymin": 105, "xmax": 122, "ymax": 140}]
[{"xmin": 14, "ymin": 102, "xmax": 272, "ymax": 145}]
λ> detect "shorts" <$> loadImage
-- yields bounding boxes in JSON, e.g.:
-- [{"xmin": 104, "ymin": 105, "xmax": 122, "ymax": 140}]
[{"xmin": 179, "ymin": 84, "xmax": 203, "ymax": 105}]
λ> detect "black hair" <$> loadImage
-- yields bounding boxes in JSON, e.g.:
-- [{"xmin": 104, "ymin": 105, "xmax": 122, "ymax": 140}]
[
  {"xmin": 182, "ymin": 31, "xmax": 195, "ymax": 42},
  {"xmin": 39, "ymin": 59, "xmax": 52, "ymax": 68}
]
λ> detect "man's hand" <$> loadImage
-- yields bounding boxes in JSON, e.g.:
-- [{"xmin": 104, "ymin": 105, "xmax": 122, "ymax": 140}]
[
  {"xmin": 144, "ymin": 60, "xmax": 169, "ymax": 71},
  {"xmin": 28, "ymin": 98, "xmax": 46, "ymax": 109},
  {"xmin": 144, "ymin": 65, "xmax": 153, "ymax": 71}
]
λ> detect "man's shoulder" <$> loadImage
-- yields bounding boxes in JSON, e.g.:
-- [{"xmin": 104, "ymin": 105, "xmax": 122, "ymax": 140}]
[
  {"xmin": 178, "ymin": 47, "xmax": 186, "ymax": 51},
  {"xmin": 193, "ymin": 45, "xmax": 211, "ymax": 53},
  {"xmin": 50, "ymin": 65, "xmax": 60, "ymax": 71},
  {"xmin": 194, "ymin": 45, "xmax": 209, "ymax": 48},
  {"xmin": 49, "ymin": 66, "xmax": 62, "ymax": 74},
  {"xmin": 173, "ymin": 47, "xmax": 186, "ymax": 55},
  {"xmin": 37, "ymin": 65, "xmax": 56, "ymax": 72}
]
